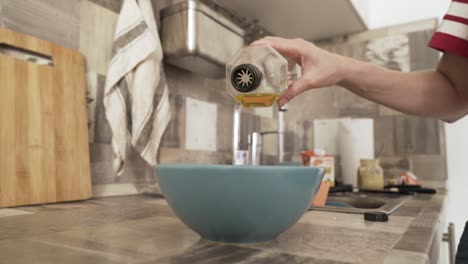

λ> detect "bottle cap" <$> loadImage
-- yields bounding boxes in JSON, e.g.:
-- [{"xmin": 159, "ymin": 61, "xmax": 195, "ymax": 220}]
[{"xmin": 231, "ymin": 64, "xmax": 262, "ymax": 93}]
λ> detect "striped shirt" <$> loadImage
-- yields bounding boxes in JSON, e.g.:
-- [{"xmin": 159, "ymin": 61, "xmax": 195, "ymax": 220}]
[{"xmin": 429, "ymin": 0, "xmax": 468, "ymax": 58}]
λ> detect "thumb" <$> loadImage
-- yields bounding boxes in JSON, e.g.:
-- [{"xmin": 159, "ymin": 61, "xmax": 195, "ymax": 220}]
[{"xmin": 277, "ymin": 77, "xmax": 309, "ymax": 107}]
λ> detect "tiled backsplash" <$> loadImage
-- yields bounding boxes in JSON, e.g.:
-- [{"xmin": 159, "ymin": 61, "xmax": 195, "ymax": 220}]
[{"xmin": 0, "ymin": 1, "xmax": 447, "ymax": 196}]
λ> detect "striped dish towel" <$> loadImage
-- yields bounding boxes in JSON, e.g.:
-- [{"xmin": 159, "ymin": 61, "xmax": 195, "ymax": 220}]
[{"xmin": 104, "ymin": 0, "xmax": 171, "ymax": 175}]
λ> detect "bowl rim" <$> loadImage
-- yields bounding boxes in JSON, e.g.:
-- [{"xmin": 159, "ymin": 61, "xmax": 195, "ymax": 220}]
[
  {"xmin": 156, "ymin": 164, "xmax": 325, "ymax": 180},
  {"xmin": 157, "ymin": 164, "xmax": 325, "ymax": 171}
]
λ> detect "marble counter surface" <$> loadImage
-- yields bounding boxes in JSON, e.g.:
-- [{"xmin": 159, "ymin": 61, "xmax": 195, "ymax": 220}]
[{"xmin": 0, "ymin": 192, "xmax": 446, "ymax": 264}]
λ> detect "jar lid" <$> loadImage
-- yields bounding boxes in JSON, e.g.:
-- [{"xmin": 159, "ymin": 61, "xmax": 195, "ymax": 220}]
[{"xmin": 230, "ymin": 64, "xmax": 262, "ymax": 93}]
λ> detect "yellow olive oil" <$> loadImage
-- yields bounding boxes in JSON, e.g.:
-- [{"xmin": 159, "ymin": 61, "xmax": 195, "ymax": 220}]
[{"xmin": 235, "ymin": 93, "xmax": 280, "ymax": 107}]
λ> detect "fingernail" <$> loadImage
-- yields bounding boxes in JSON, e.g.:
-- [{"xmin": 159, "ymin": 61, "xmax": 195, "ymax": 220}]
[{"xmin": 278, "ymin": 98, "xmax": 287, "ymax": 107}]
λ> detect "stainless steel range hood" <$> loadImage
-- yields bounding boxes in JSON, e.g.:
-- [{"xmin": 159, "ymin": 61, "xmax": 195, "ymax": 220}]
[{"xmin": 160, "ymin": 0, "xmax": 245, "ymax": 78}]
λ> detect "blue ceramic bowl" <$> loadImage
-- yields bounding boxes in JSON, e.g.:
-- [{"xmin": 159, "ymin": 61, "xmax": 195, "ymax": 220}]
[{"xmin": 156, "ymin": 164, "xmax": 325, "ymax": 244}]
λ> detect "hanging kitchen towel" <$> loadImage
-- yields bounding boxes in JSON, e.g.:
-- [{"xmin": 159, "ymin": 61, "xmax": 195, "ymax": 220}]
[{"xmin": 104, "ymin": 0, "xmax": 171, "ymax": 175}]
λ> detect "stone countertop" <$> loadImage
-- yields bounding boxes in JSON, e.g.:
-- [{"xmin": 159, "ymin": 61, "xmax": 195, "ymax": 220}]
[{"xmin": 0, "ymin": 192, "xmax": 446, "ymax": 264}]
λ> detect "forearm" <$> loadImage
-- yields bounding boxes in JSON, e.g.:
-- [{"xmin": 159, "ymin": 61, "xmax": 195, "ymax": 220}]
[
  {"xmin": 253, "ymin": 37, "xmax": 468, "ymax": 120},
  {"xmin": 338, "ymin": 56, "xmax": 467, "ymax": 122}
]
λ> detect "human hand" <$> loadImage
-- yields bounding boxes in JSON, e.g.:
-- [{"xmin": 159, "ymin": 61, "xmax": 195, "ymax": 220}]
[{"xmin": 251, "ymin": 37, "xmax": 347, "ymax": 107}]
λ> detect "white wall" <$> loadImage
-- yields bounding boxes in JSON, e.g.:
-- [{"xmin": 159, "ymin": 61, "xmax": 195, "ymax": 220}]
[
  {"xmin": 352, "ymin": 0, "xmax": 451, "ymax": 29},
  {"xmin": 445, "ymin": 118, "xmax": 468, "ymax": 249},
  {"xmin": 350, "ymin": 0, "xmax": 371, "ymax": 27}
]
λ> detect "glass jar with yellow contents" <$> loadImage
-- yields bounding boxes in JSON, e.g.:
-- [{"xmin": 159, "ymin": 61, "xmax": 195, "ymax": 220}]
[
  {"xmin": 226, "ymin": 44, "xmax": 299, "ymax": 107},
  {"xmin": 358, "ymin": 159, "xmax": 384, "ymax": 190}
]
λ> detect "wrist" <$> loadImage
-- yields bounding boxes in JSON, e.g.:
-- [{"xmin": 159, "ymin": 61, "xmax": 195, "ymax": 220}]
[{"xmin": 335, "ymin": 55, "xmax": 359, "ymax": 88}]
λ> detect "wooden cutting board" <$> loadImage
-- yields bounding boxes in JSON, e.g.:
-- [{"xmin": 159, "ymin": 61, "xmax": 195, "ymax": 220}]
[{"xmin": 0, "ymin": 28, "xmax": 91, "ymax": 207}]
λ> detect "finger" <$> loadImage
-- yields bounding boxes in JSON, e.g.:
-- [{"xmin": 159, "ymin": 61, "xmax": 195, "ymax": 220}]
[
  {"xmin": 251, "ymin": 36, "xmax": 302, "ymax": 63},
  {"xmin": 277, "ymin": 77, "xmax": 310, "ymax": 107},
  {"xmin": 250, "ymin": 36, "xmax": 280, "ymax": 45}
]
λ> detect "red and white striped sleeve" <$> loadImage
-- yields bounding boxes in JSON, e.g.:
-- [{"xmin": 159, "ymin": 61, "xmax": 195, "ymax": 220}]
[{"xmin": 429, "ymin": 0, "xmax": 468, "ymax": 58}]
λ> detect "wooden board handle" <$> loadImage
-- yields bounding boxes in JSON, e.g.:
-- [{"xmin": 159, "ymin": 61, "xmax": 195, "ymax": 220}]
[
  {"xmin": 0, "ymin": 28, "xmax": 54, "ymax": 57},
  {"xmin": 0, "ymin": 43, "xmax": 54, "ymax": 66}
]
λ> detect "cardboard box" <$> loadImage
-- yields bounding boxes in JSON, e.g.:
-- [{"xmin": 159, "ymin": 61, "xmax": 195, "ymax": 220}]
[{"xmin": 301, "ymin": 150, "xmax": 335, "ymax": 187}]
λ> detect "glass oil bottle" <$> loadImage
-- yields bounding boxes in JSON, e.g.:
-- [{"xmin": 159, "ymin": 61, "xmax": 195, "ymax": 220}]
[{"xmin": 226, "ymin": 44, "xmax": 299, "ymax": 107}]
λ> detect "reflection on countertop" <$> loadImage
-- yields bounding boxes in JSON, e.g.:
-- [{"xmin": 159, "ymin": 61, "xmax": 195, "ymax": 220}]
[{"xmin": 0, "ymin": 190, "xmax": 446, "ymax": 264}]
